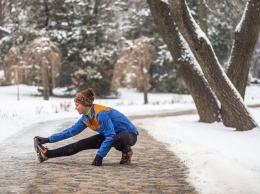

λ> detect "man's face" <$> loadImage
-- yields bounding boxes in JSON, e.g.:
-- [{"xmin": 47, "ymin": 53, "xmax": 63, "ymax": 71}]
[{"xmin": 75, "ymin": 102, "xmax": 89, "ymax": 115}]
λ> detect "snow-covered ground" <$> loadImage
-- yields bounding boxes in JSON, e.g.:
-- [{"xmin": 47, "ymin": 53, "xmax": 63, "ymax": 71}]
[{"xmin": 0, "ymin": 84, "xmax": 260, "ymax": 194}]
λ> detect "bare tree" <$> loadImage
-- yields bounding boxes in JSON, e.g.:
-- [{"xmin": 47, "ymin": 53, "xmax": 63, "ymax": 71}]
[
  {"xmin": 3, "ymin": 43, "xmax": 24, "ymax": 84},
  {"xmin": 25, "ymin": 37, "xmax": 62, "ymax": 100},
  {"xmin": 111, "ymin": 37, "xmax": 153, "ymax": 104},
  {"xmin": 130, "ymin": 37, "xmax": 152, "ymax": 104}
]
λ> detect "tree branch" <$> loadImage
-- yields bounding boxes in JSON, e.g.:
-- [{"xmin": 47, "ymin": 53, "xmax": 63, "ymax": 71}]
[{"xmin": 0, "ymin": 26, "xmax": 11, "ymax": 34}]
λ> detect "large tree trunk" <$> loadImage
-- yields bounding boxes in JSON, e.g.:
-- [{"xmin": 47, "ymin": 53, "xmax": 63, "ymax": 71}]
[
  {"xmin": 197, "ymin": 0, "xmax": 208, "ymax": 36},
  {"xmin": 223, "ymin": 0, "xmax": 260, "ymax": 127},
  {"xmin": 147, "ymin": 0, "xmax": 220, "ymax": 123},
  {"xmin": 227, "ymin": 0, "xmax": 260, "ymax": 98},
  {"xmin": 167, "ymin": 0, "xmax": 258, "ymax": 131}
]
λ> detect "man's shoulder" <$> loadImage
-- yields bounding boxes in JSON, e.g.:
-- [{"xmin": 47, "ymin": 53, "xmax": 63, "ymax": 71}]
[{"xmin": 93, "ymin": 104, "xmax": 110, "ymax": 112}]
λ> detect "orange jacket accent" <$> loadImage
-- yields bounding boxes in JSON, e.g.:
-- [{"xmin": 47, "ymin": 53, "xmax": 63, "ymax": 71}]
[{"xmin": 83, "ymin": 104, "xmax": 110, "ymax": 130}]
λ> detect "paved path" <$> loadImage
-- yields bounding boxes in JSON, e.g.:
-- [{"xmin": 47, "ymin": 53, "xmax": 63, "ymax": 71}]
[{"xmin": 0, "ymin": 110, "xmax": 198, "ymax": 193}]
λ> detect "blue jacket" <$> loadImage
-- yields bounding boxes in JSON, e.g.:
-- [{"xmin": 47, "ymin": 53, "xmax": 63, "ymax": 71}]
[{"xmin": 48, "ymin": 104, "xmax": 139, "ymax": 157}]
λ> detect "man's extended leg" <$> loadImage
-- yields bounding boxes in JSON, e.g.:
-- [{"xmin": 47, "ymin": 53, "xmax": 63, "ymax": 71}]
[{"xmin": 46, "ymin": 134, "xmax": 105, "ymax": 158}]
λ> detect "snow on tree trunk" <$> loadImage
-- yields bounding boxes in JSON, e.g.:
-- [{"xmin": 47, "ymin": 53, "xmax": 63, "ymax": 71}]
[
  {"xmin": 223, "ymin": 0, "xmax": 260, "ymax": 128},
  {"xmin": 147, "ymin": 0, "xmax": 220, "ymax": 123},
  {"xmin": 167, "ymin": 0, "xmax": 258, "ymax": 131},
  {"xmin": 227, "ymin": 0, "xmax": 260, "ymax": 99}
]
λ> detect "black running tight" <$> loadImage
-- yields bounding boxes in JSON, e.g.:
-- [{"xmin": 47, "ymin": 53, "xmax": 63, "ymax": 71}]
[{"xmin": 46, "ymin": 132, "xmax": 137, "ymax": 158}]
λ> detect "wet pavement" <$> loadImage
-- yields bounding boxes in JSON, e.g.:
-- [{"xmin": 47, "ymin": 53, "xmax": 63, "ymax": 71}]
[{"xmin": 0, "ymin": 110, "xmax": 198, "ymax": 193}]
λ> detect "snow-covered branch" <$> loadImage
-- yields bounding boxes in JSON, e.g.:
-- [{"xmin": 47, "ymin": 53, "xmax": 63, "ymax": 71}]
[{"xmin": 0, "ymin": 26, "xmax": 11, "ymax": 34}]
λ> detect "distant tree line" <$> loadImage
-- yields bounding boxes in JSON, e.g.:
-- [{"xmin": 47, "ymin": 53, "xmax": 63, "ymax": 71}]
[{"xmin": 0, "ymin": 0, "xmax": 259, "ymax": 98}]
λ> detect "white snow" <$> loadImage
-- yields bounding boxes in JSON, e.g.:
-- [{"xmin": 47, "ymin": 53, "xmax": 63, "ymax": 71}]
[
  {"xmin": 161, "ymin": 0, "xmax": 169, "ymax": 5},
  {"xmin": 235, "ymin": 1, "xmax": 248, "ymax": 33},
  {"xmin": 1, "ymin": 84, "xmax": 260, "ymax": 194},
  {"xmin": 0, "ymin": 26, "xmax": 11, "ymax": 34}
]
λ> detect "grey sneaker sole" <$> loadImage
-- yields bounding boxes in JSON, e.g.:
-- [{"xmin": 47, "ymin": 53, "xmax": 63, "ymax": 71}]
[
  {"xmin": 34, "ymin": 138, "xmax": 44, "ymax": 163},
  {"xmin": 34, "ymin": 138, "xmax": 40, "ymax": 153}
]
